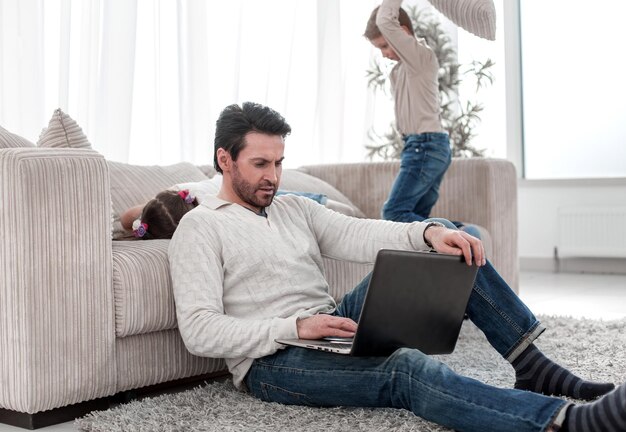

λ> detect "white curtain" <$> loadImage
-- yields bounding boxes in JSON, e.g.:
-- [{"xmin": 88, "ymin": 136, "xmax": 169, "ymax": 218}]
[{"xmin": 0, "ymin": 0, "xmax": 379, "ymax": 167}]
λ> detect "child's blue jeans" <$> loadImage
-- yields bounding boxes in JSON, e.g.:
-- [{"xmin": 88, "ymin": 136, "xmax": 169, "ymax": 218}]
[{"xmin": 382, "ymin": 132, "xmax": 451, "ymax": 223}]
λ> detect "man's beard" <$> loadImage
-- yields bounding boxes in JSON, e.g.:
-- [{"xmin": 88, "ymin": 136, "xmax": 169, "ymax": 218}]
[{"xmin": 231, "ymin": 163, "xmax": 277, "ymax": 209}]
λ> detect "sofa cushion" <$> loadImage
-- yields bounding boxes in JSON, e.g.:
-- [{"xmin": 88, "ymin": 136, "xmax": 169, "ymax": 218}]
[
  {"xmin": 196, "ymin": 164, "xmax": 217, "ymax": 178},
  {"xmin": 113, "ymin": 240, "xmax": 177, "ymax": 337},
  {"xmin": 0, "ymin": 125, "xmax": 35, "ymax": 148},
  {"xmin": 110, "ymin": 161, "xmax": 208, "ymax": 239},
  {"xmin": 37, "ymin": 108, "xmax": 92, "ymax": 149}
]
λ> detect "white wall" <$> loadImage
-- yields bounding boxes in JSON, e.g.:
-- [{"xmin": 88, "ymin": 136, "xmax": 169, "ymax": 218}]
[
  {"xmin": 518, "ymin": 180, "xmax": 626, "ymax": 259},
  {"xmin": 502, "ymin": 1, "xmax": 626, "ymax": 265}
]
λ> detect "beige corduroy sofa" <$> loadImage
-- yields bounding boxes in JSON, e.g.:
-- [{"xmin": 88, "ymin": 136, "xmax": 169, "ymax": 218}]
[{"xmin": 0, "ymin": 120, "xmax": 518, "ymax": 429}]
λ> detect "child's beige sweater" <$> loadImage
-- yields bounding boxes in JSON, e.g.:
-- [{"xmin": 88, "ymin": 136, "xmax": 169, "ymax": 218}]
[{"xmin": 377, "ymin": 0, "xmax": 443, "ymax": 135}]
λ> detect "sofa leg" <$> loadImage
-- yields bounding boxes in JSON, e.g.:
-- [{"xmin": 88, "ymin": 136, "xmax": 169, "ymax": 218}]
[
  {"xmin": 112, "ymin": 370, "xmax": 230, "ymax": 404},
  {"xmin": 0, "ymin": 371, "xmax": 230, "ymax": 429},
  {"xmin": 0, "ymin": 398, "xmax": 110, "ymax": 430}
]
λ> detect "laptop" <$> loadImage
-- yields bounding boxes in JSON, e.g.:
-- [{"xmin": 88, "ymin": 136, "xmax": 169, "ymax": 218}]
[{"xmin": 275, "ymin": 249, "xmax": 478, "ymax": 356}]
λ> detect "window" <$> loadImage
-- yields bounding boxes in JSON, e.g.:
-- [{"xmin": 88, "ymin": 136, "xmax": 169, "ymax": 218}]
[
  {"xmin": 0, "ymin": 0, "xmax": 377, "ymax": 167},
  {"xmin": 457, "ymin": 0, "xmax": 506, "ymax": 159},
  {"xmin": 520, "ymin": 0, "xmax": 626, "ymax": 179}
]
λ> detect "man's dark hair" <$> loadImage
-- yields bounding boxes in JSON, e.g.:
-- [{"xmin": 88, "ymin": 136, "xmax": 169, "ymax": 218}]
[
  {"xmin": 363, "ymin": 6, "xmax": 414, "ymax": 41},
  {"xmin": 213, "ymin": 102, "xmax": 291, "ymax": 174}
]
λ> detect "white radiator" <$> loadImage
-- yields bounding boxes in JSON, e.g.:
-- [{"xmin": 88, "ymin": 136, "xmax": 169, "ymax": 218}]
[{"xmin": 557, "ymin": 206, "xmax": 626, "ymax": 258}]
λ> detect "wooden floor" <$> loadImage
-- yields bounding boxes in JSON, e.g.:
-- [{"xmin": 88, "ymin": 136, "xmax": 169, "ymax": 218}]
[{"xmin": 518, "ymin": 270, "xmax": 626, "ymax": 321}]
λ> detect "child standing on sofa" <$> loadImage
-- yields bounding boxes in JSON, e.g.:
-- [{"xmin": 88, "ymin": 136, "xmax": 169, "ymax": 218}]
[{"xmin": 364, "ymin": 0, "xmax": 451, "ymax": 224}]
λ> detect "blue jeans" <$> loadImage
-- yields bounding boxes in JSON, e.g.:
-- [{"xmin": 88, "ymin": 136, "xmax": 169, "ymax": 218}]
[
  {"xmin": 245, "ymin": 262, "xmax": 567, "ymax": 432},
  {"xmin": 382, "ymin": 133, "xmax": 451, "ymax": 223}
]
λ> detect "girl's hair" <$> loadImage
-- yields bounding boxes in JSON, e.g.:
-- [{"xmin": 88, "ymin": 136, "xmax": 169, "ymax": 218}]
[
  {"xmin": 136, "ymin": 190, "xmax": 198, "ymax": 240},
  {"xmin": 363, "ymin": 6, "xmax": 414, "ymax": 41}
]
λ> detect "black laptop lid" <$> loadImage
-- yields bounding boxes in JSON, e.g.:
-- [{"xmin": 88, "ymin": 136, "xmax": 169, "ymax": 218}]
[{"xmin": 351, "ymin": 249, "xmax": 478, "ymax": 357}]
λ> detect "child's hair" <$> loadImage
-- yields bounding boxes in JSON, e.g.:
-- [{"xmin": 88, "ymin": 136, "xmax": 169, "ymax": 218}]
[
  {"xmin": 363, "ymin": 6, "xmax": 414, "ymax": 40},
  {"xmin": 134, "ymin": 190, "xmax": 198, "ymax": 240}
]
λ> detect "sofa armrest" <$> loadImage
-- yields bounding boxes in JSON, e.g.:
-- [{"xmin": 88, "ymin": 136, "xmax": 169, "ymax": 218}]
[
  {"xmin": 298, "ymin": 158, "xmax": 518, "ymax": 292},
  {"xmin": 432, "ymin": 158, "xmax": 519, "ymax": 291},
  {"xmin": 0, "ymin": 148, "xmax": 116, "ymax": 413}
]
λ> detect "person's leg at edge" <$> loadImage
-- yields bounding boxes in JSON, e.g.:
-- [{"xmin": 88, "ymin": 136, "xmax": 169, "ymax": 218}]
[
  {"xmin": 562, "ymin": 384, "xmax": 626, "ymax": 431},
  {"xmin": 465, "ymin": 261, "xmax": 614, "ymax": 401},
  {"xmin": 381, "ymin": 133, "xmax": 450, "ymax": 223}
]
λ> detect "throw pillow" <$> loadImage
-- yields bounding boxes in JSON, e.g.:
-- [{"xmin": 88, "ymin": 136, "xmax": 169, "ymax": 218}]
[
  {"xmin": 196, "ymin": 164, "xmax": 217, "ymax": 178},
  {"xmin": 109, "ymin": 161, "xmax": 209, "ymax": 239},
  {"xmin": 37, "ymin": 108, "xmax": 92, "ymax": 149},
  {"xmin": 428, "ymin": 0, "xmax": 496, "ymax": 41},
  {"xmin": 0, "ymin": 125, "xmax": 35, "ymax": 148},
  {"xmin": 280, "ymin": 170, "xmax": 366, "ymax": 218}
]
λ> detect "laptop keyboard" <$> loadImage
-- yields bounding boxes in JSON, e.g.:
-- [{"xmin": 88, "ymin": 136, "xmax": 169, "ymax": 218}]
[{"xmin": 323, "ymin": 342, "xmax": 353, "ymax": 349}]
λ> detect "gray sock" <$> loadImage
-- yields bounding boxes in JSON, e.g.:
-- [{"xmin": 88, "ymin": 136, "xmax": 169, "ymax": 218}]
[
  {"xmin": 513, "ymin": 344, "xmax": 615, "ymax": 400},
  {"xmin": 564, "ymin": 383, "xmax": 626, "ymax": 432}
]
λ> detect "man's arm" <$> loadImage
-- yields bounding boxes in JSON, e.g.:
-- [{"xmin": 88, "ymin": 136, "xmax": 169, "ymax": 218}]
[
  {"xmin": 324, "ymin": 199, "xmax": 359, "ymax": 217},
  {"xmin": 299, "ymin": 197, "xmax": 430, "ymax": 263},
  {"xmin": 295, "ymin": 196, "xmax": 484, "ymax": 267}
]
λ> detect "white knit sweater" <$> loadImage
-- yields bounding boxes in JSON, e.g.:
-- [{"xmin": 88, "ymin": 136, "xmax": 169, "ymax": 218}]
[{"xmin": 168, "ymin": 194, "xmax": 430, "ymax": 388}]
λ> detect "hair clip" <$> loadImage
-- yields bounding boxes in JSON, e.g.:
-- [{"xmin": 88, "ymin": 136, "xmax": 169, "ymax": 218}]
[
  {"xmin": 132, "ymin": 219, "xmax": 149, "ymax": 238},
  {"xmin": 177, "ymin": 189, "xmax": 196, "ymax": 204}
]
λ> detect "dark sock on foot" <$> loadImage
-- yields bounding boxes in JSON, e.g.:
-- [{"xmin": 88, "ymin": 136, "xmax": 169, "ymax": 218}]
[
  {"xmin": 563, "ymin": 383, "xmax": 626, "ymax": 432},
  {"xmin": 512, "ymin": 344, "xmax": 615, "ymax": 400}
]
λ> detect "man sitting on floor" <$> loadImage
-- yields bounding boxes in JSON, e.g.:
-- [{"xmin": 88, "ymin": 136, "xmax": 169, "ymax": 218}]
[{"xmin": 169, "ymin": 101, "xmax": 624, "ymax": 432}]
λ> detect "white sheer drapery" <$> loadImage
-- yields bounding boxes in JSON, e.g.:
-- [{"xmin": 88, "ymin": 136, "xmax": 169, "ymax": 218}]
[{"xmin": 1, "ymin": 0, "xmax": 378, "ymax": 167}]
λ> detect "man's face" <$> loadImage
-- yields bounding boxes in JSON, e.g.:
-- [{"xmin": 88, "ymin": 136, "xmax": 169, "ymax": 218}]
[
  {"xmin": 230, "ymin": 132, "xmax": 285, "ymax": 211},
  {"xmin": 370, "ymin": 35, "xmax": 400, "ymax": 61}
]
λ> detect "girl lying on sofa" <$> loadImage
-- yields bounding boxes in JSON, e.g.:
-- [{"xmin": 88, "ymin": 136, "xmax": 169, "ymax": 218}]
[{"xmin": 120, "ymin": 175, "xmax": 359, "ymax": 239}]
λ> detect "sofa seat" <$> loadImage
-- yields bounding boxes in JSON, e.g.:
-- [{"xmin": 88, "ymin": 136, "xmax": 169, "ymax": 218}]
[
  {"xmin": 113, "ymin": 240, "xmax": 177, "ymax": 337},
  {"xmin": 112, "ymin": 241, "xmax": 394, "ymax": 337},
  {"xmin": 115, "ymin": 329, "xmax": 225, "ymax": 393},
  {"xmin": 112, "ymin": 239, "xmax": 227, "ymax": 393}
]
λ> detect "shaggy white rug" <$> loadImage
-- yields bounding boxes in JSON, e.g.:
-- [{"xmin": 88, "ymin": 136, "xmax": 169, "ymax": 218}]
[{"xmin": 76, "ymin": 316, "xmax": 626, "ymax": 431}]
